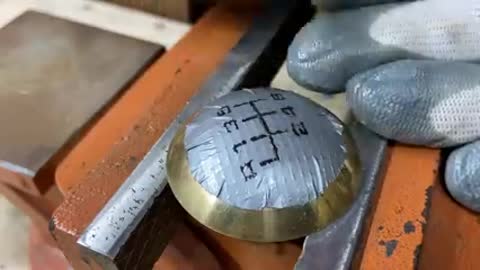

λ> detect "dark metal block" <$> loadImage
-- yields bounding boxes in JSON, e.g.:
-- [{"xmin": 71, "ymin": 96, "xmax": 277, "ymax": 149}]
[{"xmin": 0, "ymin": 11, "xmax": 162, "ymax": 192}]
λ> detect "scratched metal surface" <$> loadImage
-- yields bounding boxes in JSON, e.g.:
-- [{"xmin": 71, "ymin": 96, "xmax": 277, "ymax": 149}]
[
  {"xmin": 77, "ymin": 1, "xmax": 313, "ymax": 269},
  {"xmin": 0, "ymin": 11, "xmax": 161, "ymax": 177}
]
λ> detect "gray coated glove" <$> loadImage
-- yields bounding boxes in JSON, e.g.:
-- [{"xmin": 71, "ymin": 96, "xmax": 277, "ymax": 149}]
[{"xmin": 287, "ymin": 0, "xmax": 480, "ymax": 212}]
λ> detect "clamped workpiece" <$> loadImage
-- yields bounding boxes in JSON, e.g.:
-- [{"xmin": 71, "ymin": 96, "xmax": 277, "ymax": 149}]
[{"xmin": 50, "ymin": 1, "xmax": 480, "ymax": 269}]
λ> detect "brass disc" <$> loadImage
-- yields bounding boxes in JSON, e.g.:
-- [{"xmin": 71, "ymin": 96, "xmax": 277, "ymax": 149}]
[{"xmin": 167, "ymin": 124, "xmax": 361, "ymax": 242}]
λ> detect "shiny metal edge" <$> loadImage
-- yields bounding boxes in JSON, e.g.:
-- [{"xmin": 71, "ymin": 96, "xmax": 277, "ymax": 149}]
[
  {"xmin": 167, "ymin": 124, "xmax": 360, "ymax": 242},
  {"xmin": 77, "ymin": 0, "xmax": 312, "ymax": 267},
  {"xmin": 295, "ymin": 120, "xmax": 388, "ymax": 270},
  {"xmin": 0, "ymin": 161, "xmax": 35, "ymax": 177}
]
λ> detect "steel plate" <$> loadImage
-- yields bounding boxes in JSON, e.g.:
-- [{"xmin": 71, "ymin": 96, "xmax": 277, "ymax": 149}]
[{"xmin": 0, "ymin": 11, "xmax": 161, "ymax": 177}]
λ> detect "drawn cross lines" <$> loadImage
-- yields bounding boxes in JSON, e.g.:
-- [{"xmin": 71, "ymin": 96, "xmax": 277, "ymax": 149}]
[{"xmin": 217, "ymin": 92, "xmax": 310, "ymax": 182}]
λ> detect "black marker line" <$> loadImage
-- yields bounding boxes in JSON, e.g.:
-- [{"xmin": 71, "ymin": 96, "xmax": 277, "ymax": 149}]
[
  {"xmin": 259, "ymin": 136, "xmax": 280, "ymax": 167},
  {"xmin": 223, "ymin": 119, "xmax": 239, "ymax": 133},
  {"xmin": 281, "ymin": 106, "xmax": 296, "ymax": 116},
  {"xmin": 240, "ymin": 160, "xmax": 257, "ymax": 181},
  {"xmin": 186, "ymin": 141, "xmax": 211, "ymax": 152},
  {"xmin": 249, "ymin": 101, "xmax": 286, "ymax": 136},
  {"xmin": 233, "ymin": 98, "xmax": 266, "ymax": 108},
  {"xmin": 250, "ymin": 134, "xmax": 267, "ymax": 142},
  {"xmin": 242, "ymin": 110, "xmax": 277, "ymax": 122},
  {"xmin": 233, "ymin": 140, "xmax": 247, "ymax": 153}
]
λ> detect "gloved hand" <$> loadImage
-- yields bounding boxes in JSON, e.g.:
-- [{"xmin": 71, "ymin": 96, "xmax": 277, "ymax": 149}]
[{"xmin": 287, "ymin": 0, "xmax": 480, "ymax": 212}]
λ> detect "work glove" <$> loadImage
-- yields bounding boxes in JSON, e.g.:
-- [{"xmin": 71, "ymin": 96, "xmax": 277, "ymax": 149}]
[{"xmin": 287, "ymin": 0, "xmax": 480, "ymax": 212}]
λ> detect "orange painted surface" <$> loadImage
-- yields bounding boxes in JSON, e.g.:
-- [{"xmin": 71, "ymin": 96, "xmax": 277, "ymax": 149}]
[
  {"xmin": 51, "ymin": 5, "xmax": 257, "ymax": 269},
  {"xmin": 53, "ymin": 4, "xmax": 255, "ymax": 215},
  {"xmin": 359, "ymin": 145, "xmax": 440, "ymax": 270},
  {"xmin": 153, "ymin": 224, "xmax": 222, "ymax": 270},
  {"xmin": 196, "ymin": 225, "xmax": 301, "ymax": 270},
  {"xmin": 419, "ymin": 176, "xmax": 480, "ymax": 270},
  {"xmin": 54, "ymin": 7, "xmax": 256, "ymax": 194}
]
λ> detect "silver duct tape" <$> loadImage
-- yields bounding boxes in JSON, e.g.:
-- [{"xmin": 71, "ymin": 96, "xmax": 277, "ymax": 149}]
[
  {"xmin": 287, "ymin": 0, "xmax": 480, "ymax": 92},
  {"xmin": 446, "ymin": 140, "xmax": 480, "ymax": 213},
  {"xmin": 184, "ymin": 88, "xmax": 346, "ymax": 210},
  {"xmin": 347, "ymin": 60, "xmax": 480, "ymax": 147}
]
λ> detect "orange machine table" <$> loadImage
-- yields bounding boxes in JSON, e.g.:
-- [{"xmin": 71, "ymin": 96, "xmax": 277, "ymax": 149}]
[{"xmin": 51, "ymin": 4, "xmax": 480, "ymax": 270}]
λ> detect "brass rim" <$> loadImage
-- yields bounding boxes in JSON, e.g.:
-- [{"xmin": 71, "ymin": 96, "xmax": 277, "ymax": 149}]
[{"xmin": 167, "ymin": 125, "xmax": 361, "ymax": 242}]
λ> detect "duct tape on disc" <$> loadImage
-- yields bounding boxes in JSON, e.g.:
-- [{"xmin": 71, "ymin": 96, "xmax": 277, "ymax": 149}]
[{"xmin": 185, "ymin": 88, "xmax": 346, "ymax": 210}]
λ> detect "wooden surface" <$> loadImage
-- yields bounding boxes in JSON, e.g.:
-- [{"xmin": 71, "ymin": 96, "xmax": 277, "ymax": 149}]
[
  {"xmin": 359, "ymin": 146, "xmax": 440, "ymax": 270},
  {"xmin": 51, "ymin": 5, "xmax": 258, "ymax": 269},
  {"xmin": 0, "ymin": 0, "xmax": 190, "ymax": 49}
]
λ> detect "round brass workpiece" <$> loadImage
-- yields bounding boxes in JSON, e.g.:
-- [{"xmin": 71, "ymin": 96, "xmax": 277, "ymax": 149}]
[{"xmin": 167, "ymin": 89, "xmax": 361, "ymax": 242}]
